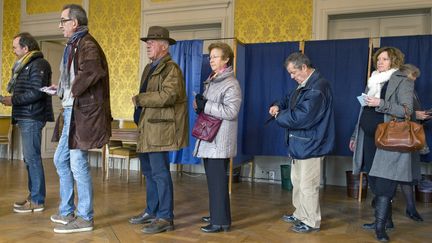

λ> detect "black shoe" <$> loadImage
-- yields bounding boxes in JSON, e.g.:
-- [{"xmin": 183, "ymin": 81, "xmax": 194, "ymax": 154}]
[
  {"xmin": 406, "ymin": 210, "xmax": 424, "ymax": 222},
  {"xmin": 128, "ymin": 212, "xmax": 155, "ymax": 224},
  {"xmin": 200, "ymin": 224, "xmax": 230, "ymax": 233},
  {"xmin": 202, "ymin": 216, "xmax": 211, "ymax": 223},
  {"xmin": 362, "ymin": 221, "xmax": 394, "ymax": 231}
]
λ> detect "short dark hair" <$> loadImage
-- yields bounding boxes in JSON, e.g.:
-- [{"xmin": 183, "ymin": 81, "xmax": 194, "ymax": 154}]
[
  {"xmin": 13, "ymin": 32, "xmax": 40, "ymax": 51},
  {"xmin": 63, "ymin": 4, "xmax": 88, "ymax": 26},
  {"xmin": 373, "ymin": 47, "xmax": 404, "ymax": 69},
  {"xmin": 284, "ymin": 52, "xmax": 312, "ymax": 69},
  {"xmin": 208, "ymin": 42, "xmax": 234, "ymax": 67}
]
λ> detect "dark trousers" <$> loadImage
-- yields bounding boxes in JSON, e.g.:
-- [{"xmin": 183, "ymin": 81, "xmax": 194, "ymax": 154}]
[
  {"xmin": 139, "ymin": 152, "xmax": 174, "ymax": 220},
  {"xmin": 204, "ymin": 158, "xmax": 231, "ymax": 226}
]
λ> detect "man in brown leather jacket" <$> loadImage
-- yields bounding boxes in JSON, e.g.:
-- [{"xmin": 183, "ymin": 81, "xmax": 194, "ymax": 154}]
[
  {"xmin": 50, "ymin": 4, "xmax": 112, "ymax": 234},
  {"xmin": 128, "ymin": 26, "xmax": 188, "ymax": 234}
]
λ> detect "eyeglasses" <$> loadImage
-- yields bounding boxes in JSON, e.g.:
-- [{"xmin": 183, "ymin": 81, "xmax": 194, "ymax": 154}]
[
  {"xmin": 208, "ymin": 55, "xmax": 222, "ymax": 60},
  {"xmin": 59, "ymin": 18, "xmax": 73, "ymax": 26}
]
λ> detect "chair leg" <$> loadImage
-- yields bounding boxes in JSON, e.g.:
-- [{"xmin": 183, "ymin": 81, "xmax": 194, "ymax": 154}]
[
  {"xmin": 358, "ymin": 172, "xmax": 364, "ymax": 202},
  {"xmin": 106, "ymin": 158, "xmax": 111, "ymax": 180},
  {"xmin": 126, "ymin": 157, "xmax": 130, "ymax": 183},
  {"xmin": 229, "ymin": 158, "xmax": 233, "ymax": 195},
  {"xmin": 140, "ymin": 162, "xmax": 143, "ymax": 184},
  {"xmin": 102, "ymin": 146, "xmax": 106, "ymax": 181},
  {"xmin": 7, "ymin": 144, "xmax": 11, "ymax": 162}
]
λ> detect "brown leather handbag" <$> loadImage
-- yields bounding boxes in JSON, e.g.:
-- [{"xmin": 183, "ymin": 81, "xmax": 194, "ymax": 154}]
[
  {"xmin": 192, "ymin": 113, "xmax": 222, "ymax": 142},
  {"xmin": 375, "ymin": 106, "xmax": 426, "ymax": 152}
]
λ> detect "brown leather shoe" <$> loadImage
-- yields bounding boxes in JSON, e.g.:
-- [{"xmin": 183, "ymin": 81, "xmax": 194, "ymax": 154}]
[
  {"xmin": 128, "ymin": 212, "xmax": 155, "ymax": 224},
  {"xmin": 141, "ymin": 218, "xmax": 174, "ymax": 234}
]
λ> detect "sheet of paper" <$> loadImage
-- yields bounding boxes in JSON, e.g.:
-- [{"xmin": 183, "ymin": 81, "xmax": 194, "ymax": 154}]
[
  {"xmin": 357, "ymin": 93, "xmax": 367, "ymax": 106},
  {"xmin": 39, "ymin": 86, "xmax": 57, "ymax": 95}
]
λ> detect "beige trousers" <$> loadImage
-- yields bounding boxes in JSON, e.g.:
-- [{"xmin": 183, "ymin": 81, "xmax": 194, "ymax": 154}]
[{"xmin": 291, "ymin": 157, "xmax": 322, "ymax": 228}]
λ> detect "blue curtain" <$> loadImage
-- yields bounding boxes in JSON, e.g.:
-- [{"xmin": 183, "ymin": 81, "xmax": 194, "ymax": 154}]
[
  {"xmin": 381, "ymin": 35, "xmax": 432, "ymax": 162},
  {"xmin": 241, "ymin": 42, "xmax": 300, "ymax": 156},
  {"xmin": 234, "ymin": 42, "xmax": 253, "ymax": 165},
  {"xmin": 304, "ymin": 38, "xmax": 370, "ymax": 156},
  {"xmin": 168, "ymin": 40, "xmax": 203, "ymax": 164}
]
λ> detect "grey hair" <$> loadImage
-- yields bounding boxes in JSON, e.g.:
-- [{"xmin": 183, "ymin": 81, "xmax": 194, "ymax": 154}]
[
  {"xmin": 63, "ymin": 4, "xmax": 88, "ymax": 26},
  {"xmin": 400, "ymin": 64, "xmax": 421, "ymax": 80},
  {"xmin": 284, "ymin": 52, "xmax": 312, "ymax": 69}
]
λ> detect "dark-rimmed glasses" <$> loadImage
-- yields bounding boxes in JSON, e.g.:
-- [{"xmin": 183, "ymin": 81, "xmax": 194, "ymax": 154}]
[{"xmin": 59, "ymin": 18, "xmax": 73, "ymax": 26}]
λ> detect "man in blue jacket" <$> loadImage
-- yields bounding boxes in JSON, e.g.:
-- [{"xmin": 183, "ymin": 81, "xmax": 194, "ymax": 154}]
[
  {"xmin": 1, "ymin": 32, "xmax": 54, "ymax": 213},
  {"xmin": 269, "ymin": 52, "xmax": 335, "ymax": 233}
]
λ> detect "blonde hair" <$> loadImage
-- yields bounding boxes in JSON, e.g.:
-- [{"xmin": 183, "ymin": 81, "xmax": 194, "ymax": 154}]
[{"xmin": 373, "ymin": 47, "xmax": 405, "ymax": 69}]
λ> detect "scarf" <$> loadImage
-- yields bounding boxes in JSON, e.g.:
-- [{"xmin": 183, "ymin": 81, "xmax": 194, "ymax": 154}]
[
  {"xmin": 7, "ymin": 51, "xmax": 42, "ymax": 94},
  {"xmin": 59, "ymin": 26, "xmax": 88, "ymax": 94},
  {"xmin": 366, "ymin": 68, "xmax": 397, "ymax": 98}
]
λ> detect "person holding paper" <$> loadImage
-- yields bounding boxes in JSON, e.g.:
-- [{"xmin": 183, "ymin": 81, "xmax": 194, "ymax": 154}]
[
  {"xmin": 0, "ymin": 32, "xmax": 54, "ymax": 213},
  {"xmin": 349, "ymin": 47, "xmax": 415, "ymax": 242},
  {"xmin": 50, "ymin": 4, "xmax": 112, "ymax": 234}
]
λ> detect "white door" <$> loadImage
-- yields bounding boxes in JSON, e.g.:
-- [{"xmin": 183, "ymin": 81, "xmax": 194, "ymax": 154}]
[
  {"xmin": 328, "ymin": 12, "xmax": 431, "ymax": 46},
  {"xmin": 168, "ymin": 23, "xmax": 222, "ymax": 53},
  {"xmin": 40, "ymin": 41, "xmax": 64, "ymax": 158}
]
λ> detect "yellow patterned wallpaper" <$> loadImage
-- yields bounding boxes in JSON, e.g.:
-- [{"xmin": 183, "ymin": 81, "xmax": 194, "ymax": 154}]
[
  {"xmin": 235, "ymin": 0, "xmax": 312, "ymax": 43},
  {"xmin": 89, "ymin": 0, "xmax": 141, "ymax": 119},
  {"xmin": 1, "ymin": 0, "xmax": 313, "ymax": 116},
  {"xmin": 26, "ymin": 0, "xmax": 82, "ymax": 14},
  {"xmin": 0, "ymin": 0, "xmax": 20, "ymax": 115}
]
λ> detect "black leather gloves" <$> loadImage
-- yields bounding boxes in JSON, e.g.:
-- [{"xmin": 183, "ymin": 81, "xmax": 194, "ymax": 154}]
[{"xmin": 195, "ymin": 94, "xmax": 207, "ymax": 114}]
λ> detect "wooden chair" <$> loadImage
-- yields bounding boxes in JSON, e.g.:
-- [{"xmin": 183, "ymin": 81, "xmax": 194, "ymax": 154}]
[
  {"xmin": 88, "ymin": 120, "xmax": 120, "ymax": 176},
  {"xmin": 105, "ymin": 120, "xmax": 138, "ymax": 183},
  {"xmin": 0, "ymin": 116, "xmax": 13, "ymax": 161}
]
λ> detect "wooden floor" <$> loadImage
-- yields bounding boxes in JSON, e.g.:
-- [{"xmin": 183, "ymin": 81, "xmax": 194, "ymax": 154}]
[{"xmin": 0, "ymin": 159, "xmax": 430, "ymax": 243}]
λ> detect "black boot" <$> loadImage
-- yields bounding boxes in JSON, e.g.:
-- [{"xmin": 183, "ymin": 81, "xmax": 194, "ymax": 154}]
[
  {"xmin": 374, "ymin": 196, "xmax": 390, "ymax": 242},
  {"xmin": 363, "ymin": 200, "xmax": 394, "ymax": 230}
]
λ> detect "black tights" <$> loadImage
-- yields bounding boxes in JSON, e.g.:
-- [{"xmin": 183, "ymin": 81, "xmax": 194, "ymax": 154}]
[{"xmin": 400, "ymin": 184, "xmax": 417, "ymax": 213}]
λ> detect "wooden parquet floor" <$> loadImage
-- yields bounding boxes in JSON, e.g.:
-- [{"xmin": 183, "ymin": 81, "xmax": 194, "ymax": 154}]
[{"xmin": 0, "ymin": 159, "xmax": 431, "ymax": 243}]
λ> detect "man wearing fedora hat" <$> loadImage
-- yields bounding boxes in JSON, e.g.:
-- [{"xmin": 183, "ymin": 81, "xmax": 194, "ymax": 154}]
[{"xmin": 129, "ymin": 26, "xmax": 188, "ymax": 234}]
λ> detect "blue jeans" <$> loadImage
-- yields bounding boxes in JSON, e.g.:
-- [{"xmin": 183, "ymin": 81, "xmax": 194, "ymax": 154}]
[
  {"xmin": 140, "ymin": 152, "xmax": 174, "ymax": 220},
  {"xmin": 53, "ymin": 108, "xmax": 93, "ymax": 221},
  {"xmin": 17, "ymin": 120, "xmax": 46, "ymax": 204}
]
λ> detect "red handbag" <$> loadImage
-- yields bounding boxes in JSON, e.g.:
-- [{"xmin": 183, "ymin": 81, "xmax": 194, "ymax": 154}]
[{"xmin": 192, "ymin": 113, "xmax": 222, "ymax": 142}]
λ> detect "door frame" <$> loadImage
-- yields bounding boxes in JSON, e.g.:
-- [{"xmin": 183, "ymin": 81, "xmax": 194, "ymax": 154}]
[
  {"xmin": 140, "ymin": 0, "xmax": 234, "ymax": 72},
  {"xmin": 313, "ymin": 0, "xmax": 432, "ymax": 40}
]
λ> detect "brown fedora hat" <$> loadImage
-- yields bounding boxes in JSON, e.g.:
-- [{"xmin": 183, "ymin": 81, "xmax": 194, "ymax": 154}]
[{"xmin": 140, "ymin": 26, "xmax": 176, "ymax": 45}]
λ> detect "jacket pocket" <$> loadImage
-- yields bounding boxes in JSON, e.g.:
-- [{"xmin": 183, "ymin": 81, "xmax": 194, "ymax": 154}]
[
  {"xmin": 146, "ymin": 119, "xmax": 175, "ymax": 146},
  {"xmin": 145, "ymin": 107, "xmax": 176, "ymax": 146}
]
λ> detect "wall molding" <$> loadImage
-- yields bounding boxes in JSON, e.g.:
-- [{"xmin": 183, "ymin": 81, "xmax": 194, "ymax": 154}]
[
  {"xmin": 140, "ymin": 0, "xmax": 234, "ymax": 71},
  {"xmin": 20, "ymin": 0, "xmax": 89, "ymax": 37},
  {"xmin": 313, "ymin": 0, "xmax": 432, "ymax": 40}
]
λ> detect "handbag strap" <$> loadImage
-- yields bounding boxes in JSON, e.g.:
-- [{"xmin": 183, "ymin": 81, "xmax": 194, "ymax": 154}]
[
  {"xmin": 403, "ymin": 105, "xmax": 411, "ymax": 121},
  {"xmin": 389, "ymin": 104, "xmax": 410, "ymax": 121}
]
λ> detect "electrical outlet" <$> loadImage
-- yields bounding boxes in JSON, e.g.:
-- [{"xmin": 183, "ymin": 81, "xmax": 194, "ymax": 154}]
[{"xmin": 269, "ymin": 170, "xmax": 275, "ymax": 181}]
